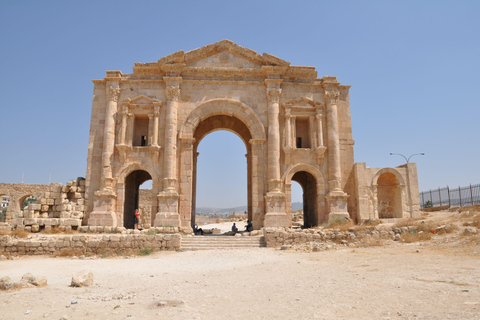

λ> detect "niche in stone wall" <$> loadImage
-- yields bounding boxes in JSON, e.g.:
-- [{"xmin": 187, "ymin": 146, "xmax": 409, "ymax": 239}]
[
  {"xmin": 133, "ymin": 115, "xmax": 149, "ymax": 146},
  {"xmin": 295, "ymin": 117, "xmax": 310, "ymax": 148}
]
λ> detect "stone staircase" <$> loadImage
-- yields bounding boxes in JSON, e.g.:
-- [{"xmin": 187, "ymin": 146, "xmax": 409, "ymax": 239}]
[{"xmin": 180, "ymin": 235, "xmax": 266, "ymax": 251}]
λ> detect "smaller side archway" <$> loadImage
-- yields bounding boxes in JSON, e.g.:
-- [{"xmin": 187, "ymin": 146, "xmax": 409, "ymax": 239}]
[
  {"xmin": 123, "ymin": 170, "xmax": 152, "ymax": 229},
  {"xmin": 372, "ymin": 169, "xmax": 405, "ymax": 219},
  {"xmin": 285, "ymin": 164, "xmax": 326, "ymax": 227}
]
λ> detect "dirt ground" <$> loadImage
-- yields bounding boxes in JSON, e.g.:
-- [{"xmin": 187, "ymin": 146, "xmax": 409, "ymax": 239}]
[{"xmin": 1, "ymin": 210, "xmax": 480, "ymax": 320}]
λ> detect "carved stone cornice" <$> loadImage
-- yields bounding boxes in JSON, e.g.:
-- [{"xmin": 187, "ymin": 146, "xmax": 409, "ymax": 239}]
[
  {"xmin": 166, "ymin": 86, "xmax": 181, "ymax": 101},
  {"xmin": 107, "ymin": 86, "xmax": 121, "ymax": 102}
]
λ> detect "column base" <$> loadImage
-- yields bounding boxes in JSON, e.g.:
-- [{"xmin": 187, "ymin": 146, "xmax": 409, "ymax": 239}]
[
  {"xmin": 153, "ymin": 212, "xmax": 180, "ymax": 228},
  {"xmin": 88, "ymin": 211, "xmax": 117, "ymax": 226},
  {"xmin": 264, "ymin": 191, "xmax": 290, "ymax": 228},
  {"xmin": 88, "ymin": 189, "xmax": 117, "ymax": 226},
  {"xmin": 154, "ymin": 191, "xmax": 180, "ymax": 227},
  {"xmin": 326, "ymin": 191, "xmax": 350, "ymax": 223}
]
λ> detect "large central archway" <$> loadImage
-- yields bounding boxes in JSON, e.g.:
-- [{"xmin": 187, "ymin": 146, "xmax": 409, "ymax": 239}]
[
  {"xmin": 192, "ymin": 115, "xmax": 252, "ymax": 226},
  {"xmin": 178, "ymin": 99, "xmax": 266, "ymax": 229}
]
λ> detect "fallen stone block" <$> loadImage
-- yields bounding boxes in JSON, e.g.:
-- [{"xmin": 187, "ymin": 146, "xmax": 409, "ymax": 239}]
[{"xmin": 71, "ymin": 270, "xmax": 93, "ymax": 287}]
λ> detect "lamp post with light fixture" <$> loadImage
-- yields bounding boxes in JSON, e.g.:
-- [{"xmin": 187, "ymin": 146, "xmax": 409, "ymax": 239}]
[{"xmin": 389, "ymin": 153, "xmax": 424, "ymax": 218}]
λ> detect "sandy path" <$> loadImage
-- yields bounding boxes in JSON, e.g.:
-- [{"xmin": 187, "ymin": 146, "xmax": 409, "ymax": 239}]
[{"xmin": 1, "ymin": 245, "xmax": 479, "ymax": 320}]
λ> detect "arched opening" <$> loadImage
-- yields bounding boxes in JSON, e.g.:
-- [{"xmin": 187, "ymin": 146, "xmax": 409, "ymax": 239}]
[
  {"xmin": 291, "ymin": 171, "xmax": 318, "ymax": 227},
  {"xmin": 0, "ymin": 194, "xmax": 10, "ymax": 222},
  {"xmin": 19, "ymin": 195, "xmax": 37, "ymax": 210},
  {"xmin": 124, "ymin": 170, "xmax": 152, "ymax": 229},
  {"xmin": 290, "ymin": 181, "xmax": 303, "ymax": 226},
  {"xmin": 377, "ymin": 172, "xmax": 402, "ymax": 219},
  {"xmin": 192, "ymin": 115, "xmax": 251, "ymax": 228}
]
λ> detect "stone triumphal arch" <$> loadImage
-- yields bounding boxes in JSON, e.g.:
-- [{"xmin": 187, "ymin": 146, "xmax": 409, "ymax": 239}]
[{"xmin": 85, "ymin": 40, "xmax": 420, "ymax": 230}]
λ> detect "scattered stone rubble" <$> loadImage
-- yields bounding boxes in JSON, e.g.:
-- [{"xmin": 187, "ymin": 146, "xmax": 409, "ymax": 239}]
[
  {"xmin": 262, "ymin": 223, "xmax": 477, "ymax": 250},
  {"xmin": 71, "ymin": 270, "xmax": 93, "ymax": 287},
  {"xmin": 0, "ymin": 273, "xmax": 47, "ymax": 291},
  {"xmin": 11, "ymin": 178, "xmax": 86, "ymax": 232}
]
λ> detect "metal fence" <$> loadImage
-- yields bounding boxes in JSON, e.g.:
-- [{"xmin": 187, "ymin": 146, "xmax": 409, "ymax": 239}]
[{"xmin": 420, "ymin": 184, "xmax": 480, "ymax": 209}]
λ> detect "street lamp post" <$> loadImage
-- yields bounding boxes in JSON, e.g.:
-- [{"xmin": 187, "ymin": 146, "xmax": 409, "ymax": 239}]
[
  {"xmin": 389, "ymin": 152, "xmax": 425, "ymax": 164},
  {"xmin": 389, "ymin": 153, "xmax": 424, "ymax": 218}
]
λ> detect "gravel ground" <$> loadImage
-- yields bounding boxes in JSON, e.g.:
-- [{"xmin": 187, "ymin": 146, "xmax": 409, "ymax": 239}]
[{"xmin": 1, "ymin": 243, "xmax": 479, "ymax": 320}]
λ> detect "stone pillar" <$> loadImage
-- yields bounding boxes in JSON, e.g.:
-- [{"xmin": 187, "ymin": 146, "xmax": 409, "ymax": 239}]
[
  {"xmin": 89, "ymin": 81, "xmax": 121, "ymax": 226},
  {"xmin": 285, "ymin": 109, "xmax": 292, "ymax": 148},
  {"xmin": 101, "ymin": 85, "xmax": 121, "ymax": 190},
  {"xmin": 324, "ymin": 84, "xmax": 349, "ymax": 222},
  {"xmin": 119, "ymin": 105, "xmax": 128, "ymax": 145},
  {"xmin": 315, "ymin": 108, "xmax": 327, "ymax": 163},
  {"xmin": 152, "ymin": 105, "xmax": 160, "ymax": 146},
  {"xmin": 264, "ymin": 79, "xmax": 289, "ymax": 228},
  {"xmin": 309, "ymin": 116, "xmax": 316, "ymax": 148},
  {"xmin": 316, "ymin": 112, "xmax": 324, "ymax": 147},
  {"xmin": 154, "ymin": 76, "xmax": 182, "ymax": 227}
]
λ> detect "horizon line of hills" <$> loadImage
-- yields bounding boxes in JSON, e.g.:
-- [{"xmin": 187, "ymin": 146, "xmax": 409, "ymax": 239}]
[{"xmin": 196, "ymin": 202, "xmax": 303, "ymax": 216}]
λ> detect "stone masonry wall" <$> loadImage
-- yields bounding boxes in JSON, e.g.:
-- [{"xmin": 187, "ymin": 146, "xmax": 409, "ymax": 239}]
[
  {"xmin": 0, "ymin": 233, "xmax": 181, "ymax": 256},
  {"xmin": 9, "ymin": 178, "xmax": 86, "ymax": 232}
]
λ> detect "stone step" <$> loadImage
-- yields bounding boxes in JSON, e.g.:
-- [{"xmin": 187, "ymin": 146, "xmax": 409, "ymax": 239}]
[{"xmin": 181, "ymin": 235, "xmax": 266, "ymax": 251}]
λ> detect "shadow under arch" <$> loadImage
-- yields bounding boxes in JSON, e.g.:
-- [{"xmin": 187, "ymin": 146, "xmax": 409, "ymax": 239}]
[
  {"xmin": 372, "ymin": 168, "xmax": 405, "ymax": 219},
  {"xmin": 116, "ymin": 163, "xmax": 159, "ymax": 229},
  {"xmin": 284, "ymin": 164, "xmax": 326, "ymax": 227}
]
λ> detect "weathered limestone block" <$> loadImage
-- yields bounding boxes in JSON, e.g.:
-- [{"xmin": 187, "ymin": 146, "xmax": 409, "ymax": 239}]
[{"xmin": 71, "ymin": 270, "xmax": 94, "ymax": 287}]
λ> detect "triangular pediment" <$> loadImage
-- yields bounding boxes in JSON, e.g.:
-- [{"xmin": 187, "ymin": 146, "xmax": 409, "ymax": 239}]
[
  {"xmin": 157, "ymin": 40, "xmax": 290, "ymax": 69},
  {"xmin": 284, "ymin": 97, "xmax": 321, "ymax": 108},
  {"xmin": 123, "ymin": 95, "xmax": 162, "ymax": 106}
]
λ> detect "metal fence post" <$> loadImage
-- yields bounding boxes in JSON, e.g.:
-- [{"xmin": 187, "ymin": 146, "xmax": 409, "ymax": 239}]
[
  {"xmin": 470, "ymin": 184, "xmax": 474, "ymax": 206},
  {"xmin": 459, "ymin": 186, "xmax": 462, "ymax": 207},
  {"xmin": 447, "ymin": 185, "xmax": 450, "ymax": 207},
  {"xmin": 438, "ymin": 187, "xmax": 442, "ymax": 206}
]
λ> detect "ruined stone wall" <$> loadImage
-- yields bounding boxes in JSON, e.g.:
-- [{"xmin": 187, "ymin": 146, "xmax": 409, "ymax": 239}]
[
  {"xmin": 0, "ymin": 178, "xmax": 86, "ymax": 232},
  {"xmin": 0, "ymin": 233, "xmax": 181, "ymax": 256}
]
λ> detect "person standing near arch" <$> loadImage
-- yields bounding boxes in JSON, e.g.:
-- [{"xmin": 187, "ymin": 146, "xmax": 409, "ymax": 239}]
[{"xmin": 134, "ymin": 209, "xmax": 140, "ymax": 230}]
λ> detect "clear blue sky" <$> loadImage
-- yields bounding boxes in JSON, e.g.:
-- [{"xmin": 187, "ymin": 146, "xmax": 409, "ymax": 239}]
[{"xmin": 1, "ymin": 1, "xmax": 478, "ymax": 208}]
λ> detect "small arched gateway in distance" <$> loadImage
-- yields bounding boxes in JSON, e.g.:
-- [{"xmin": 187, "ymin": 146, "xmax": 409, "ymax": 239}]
[{"xmin": 85, "ymin": 40, "xmax": 421, "ymax": 230}]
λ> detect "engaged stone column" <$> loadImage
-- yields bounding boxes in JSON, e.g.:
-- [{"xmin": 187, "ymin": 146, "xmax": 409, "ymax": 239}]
[
  {"xmin": 285, "ymin": 110, "xmax": 292, "ymax": 148},
  {"xmin": 152, "ymin": 105, "xmax": 160, "ymax": 146},
  {"xmin": 324, "ymin": 84, "xmax": 349, "ymax": 222},
  {"xmin": 154, "ymin": 76, "xmax": 182, "ymax": 228},
  {"xmin": 163, "ymin": 77, "xmax": 182, "ymax": 192},
  {"xmin": 101, "ymin": 85, "xmax": 121, "ymax": 190},
  {"xmin": 119, "ymin": 105, "xmax": 128, "ymax": 145},
  {"xmin": 265, "ymin": 79, "xmax": 282, "ymax": 192},
  {"xmin": 89, "ymin": 74, "xmax": 122, "ymax": 227},
  {"xmin": 264, "ymin": 79, "xmax": 288, "ymax": 228}
]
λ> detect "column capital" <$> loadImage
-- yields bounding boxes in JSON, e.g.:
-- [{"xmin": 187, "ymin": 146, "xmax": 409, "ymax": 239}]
[
  {"xmin": 266, "ymin": 88, "xmax": 282, "ymax": 103},
  {"xmin": 121, "ymin": 105, "xmax": 129, "ymax": 115},
  {"xmin": 154, "ymin": 105, "xmax": 160, "ymax": 116},
  {"xmin": 107, "ymin": 86, "xmax": 121, "ymax": 102},
  {"xmin": 148, "ymin": 113, "xmax": 154, "ymax": 120},
  {"xmin": 323, "ymin": 85, "xmax": 340, "ymax": 105},
  {"xmin": 166, "ymin": 86, "xmax": 181, "ymax": 101},
  {"xmin": 315, "ymin": 113, "xmax": 323, "ymax": 120}
]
